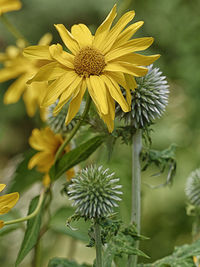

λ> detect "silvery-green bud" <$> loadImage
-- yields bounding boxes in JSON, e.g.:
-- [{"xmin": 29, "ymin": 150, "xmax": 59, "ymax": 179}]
[
  {"xmin": 68, "ymin": 165, "xmax": 122, "ymax": 219},
  {"xmin": 116, "ymin": 65, "xmax": 169, "ymax": 129},
  {"xmin": 185, "ymin": 169, "xmax": 200, "ymax": 206}
]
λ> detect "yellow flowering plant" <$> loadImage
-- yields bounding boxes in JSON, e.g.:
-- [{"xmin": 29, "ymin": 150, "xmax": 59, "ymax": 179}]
[
  {"xmin": 24, "ymin": 4, "xmax": 159, "ymax": 132},
  {"xmin": 1, "ymin": 2, "xmax": 196, "ymax": 267}
]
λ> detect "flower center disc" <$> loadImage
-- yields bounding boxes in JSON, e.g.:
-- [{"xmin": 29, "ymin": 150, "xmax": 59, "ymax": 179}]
[{"xmin": 74, "ymin": 47, "xmax": 106, "ymax": 77}]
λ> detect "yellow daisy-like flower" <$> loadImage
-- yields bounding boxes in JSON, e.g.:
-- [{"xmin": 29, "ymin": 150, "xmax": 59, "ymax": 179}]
[
  {"xmin": 28, "ymin": 127, "xmax": 74, "ymax": 186},
  {"xmin": 0, "ymin": 184, "xmax": 19, "ymax": 229},
  {"xmin": 24, "ymin": 5, "xmax": 160, "ymax": 132},
  {"xmin": 0, "ymin": 34, "xmax": 52, "ymax": 119},
  {"xmin": 0, "ymin": 0, "xmax": 21, "ymax": 15}
]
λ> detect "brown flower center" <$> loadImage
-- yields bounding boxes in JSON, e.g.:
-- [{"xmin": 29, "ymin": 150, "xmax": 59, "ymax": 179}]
[{"xmin": 74, "ymin": 47, "xmax": 106, "ymax": 77}]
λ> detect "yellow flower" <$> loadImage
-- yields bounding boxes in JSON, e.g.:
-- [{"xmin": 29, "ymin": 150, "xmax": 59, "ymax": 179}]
[
  {"xmin": 28, "ymin": 127, "xmax": 74, "ymax": 186},
  {"xmin": 0, "ymin": 34, "xmax": 52, "ymax": 119},
  {"xmin": 0, "ymin": 184, "xmax": 19, "ymax": 228},
  {"xmin": 0, "ymin": 0, "xmax": 21, "ymax": 15},
  {"xmin": 24, "ymin": 5, "xmax": 159, "ymax": 132}
]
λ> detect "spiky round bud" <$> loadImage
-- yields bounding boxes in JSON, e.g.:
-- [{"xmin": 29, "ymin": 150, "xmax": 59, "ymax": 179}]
[
  {"xmin": 46, "ymin": 102, "xmax": 76, "ymax": 134},
  {"xmin": 116, "ymin": 65, "xmax": 169, "ymax": 129},
  {"xmin": 68, "ymin": 165, "xmax": 122, "ymax": 219},
  {"xmin": 185, "ymin": 169, "xmax": 200, "ymax": 206}
]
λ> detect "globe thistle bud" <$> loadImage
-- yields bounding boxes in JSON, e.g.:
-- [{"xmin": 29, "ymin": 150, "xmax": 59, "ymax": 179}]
[
  {"xmin": 68, "ymin": 165, "xmax": 122, "ymax": 219},
  {"xmin": 116, "ymin": 65, "xmax": 169, "ymax": 129},
  {"xmin": 46, "ymin": 101, "xmax": 76, "ymax": 134},
  {"xmin": 185, "ymin": 169, "xmax": 200, "ymax": 206}
]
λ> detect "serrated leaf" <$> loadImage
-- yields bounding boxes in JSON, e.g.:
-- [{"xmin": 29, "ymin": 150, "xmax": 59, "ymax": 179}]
[
  {"xmin": 48, "ymin": 257, "xmax": 91, "ymax": 267},
  {"xmin": 103, "ymin": 224, "xmax": 149, "ymax": 267},
  {"xmin": 50, "ymin": 135, "xmax": 104, "ymax": 181},
  {"xmin": 49, "ymin": 206, "xmax": 89, "ymax": 242},
  {"xmin": 138, "ymin": 238, "xmax": 200, "ymax": 267},
  {"xmin": 15, "ymin": 195, "xmax": 44, "ymax": 266},
  {"xmin": 7, "ymin": 150, "xmax": 43, "ymax": 194}
]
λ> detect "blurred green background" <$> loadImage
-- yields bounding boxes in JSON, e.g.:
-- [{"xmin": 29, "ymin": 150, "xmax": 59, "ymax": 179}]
[{"xmin": 0, "ymin": 0, "xmax": 200, "ymax": 266}]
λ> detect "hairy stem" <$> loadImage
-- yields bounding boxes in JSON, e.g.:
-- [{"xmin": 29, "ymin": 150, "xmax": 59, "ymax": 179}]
[
  {"xmin": 128, "ymin": 129, "xmax": 142, "ymax": 267},
  {"xmin": 54, "ymin": 93, "xmax": 92, "ymax": 162},
  {"xmin": 94, "ymin": 222, "xmax": 103, "ymax": 267},
  {"xmin": 4, "ymin": 189, "xmax": 45, "ymax": 226},
  {"xmin": 0, "ymin": 14, "xmax": 29, "ymax": 45}
]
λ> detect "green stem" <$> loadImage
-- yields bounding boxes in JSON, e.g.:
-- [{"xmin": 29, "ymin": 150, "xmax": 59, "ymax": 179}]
[
  {"xmin": 0, "ymin": 14, "xmax": 29, "ymax": 45},
  {"xmin": 32, "ymin": 239, "xmax": 41, "ymax": 267},
  {"xmin": 128, "ymin": 129, "xmax": 142, "ymax": 267},
  {"xmin": 54, "ymin": 93, "xmax": 92, "ymax": 162},
  {"xmin": 94, "ymin": 221, "xmax": 103, "ymax": 267},
  {"xmin": 4, "ymin": 190, "xmax": 45, "ymax": 226}
]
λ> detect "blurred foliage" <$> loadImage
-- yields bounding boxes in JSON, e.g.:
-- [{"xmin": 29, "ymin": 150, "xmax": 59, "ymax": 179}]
[{"xmin": 0, "ymin": 0, "xmax": 200, "ymax": 266}]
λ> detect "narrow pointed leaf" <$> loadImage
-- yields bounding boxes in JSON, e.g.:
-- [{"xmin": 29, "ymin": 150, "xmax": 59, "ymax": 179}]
[
  {"xmin": 50, "ymin": 135, "xmax": 105, "ymax": 181},
  {"xmin": 15, "ymin": 196, "xmax": 44, "ymax": 266}
]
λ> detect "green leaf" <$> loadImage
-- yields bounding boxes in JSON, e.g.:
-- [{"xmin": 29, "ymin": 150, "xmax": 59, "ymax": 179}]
[
  {"xmin": 48, "ymin": 257, "xmax": 91, "ymax": 267},
  {"xmin": 50, "ymin": 135, "xmax": 104, "ymax": 181},
  {"xmin": 49, "ymin": 206, "xmax": 89, "ymax": 242},
  {"xmin": 7, "ymin": 150, "xmax": 43, "ymax": 194},
  {"xmin": 103, "ymin": 224, "xmax": 149, "ymax": 267},
  {"xmin": 15, "ymin": 195, "xmax": 44, "ymax": 266},
  {"xmin": 138, "ymin": 238, "xmax": 200, "ymax": 267}
]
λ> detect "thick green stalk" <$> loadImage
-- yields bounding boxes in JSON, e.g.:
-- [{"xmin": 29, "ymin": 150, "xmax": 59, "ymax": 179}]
[
  {"xmin": 0, "ymin": 14, "xmax": 29, "ymax": 45},
  {"xmin": 128, "ymin": 129, "xmax": 142, "ymax": 267},
  {"xmin": 94, "ymin": 222, "xmax": 103, "ymax": 267},
  {"xmin": 54, "ymin": 93, "xmax": 91, "ymax": 162}
]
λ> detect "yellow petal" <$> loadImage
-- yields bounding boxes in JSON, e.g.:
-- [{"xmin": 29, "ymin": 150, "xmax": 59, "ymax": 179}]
[
  {"xmin": 66, "ymin": 168, "xmax": 75, "ymax": 181},
  {"xmin": 86, "ymin": 78, "xmax": 101, "ymax": 114},
  {"xmin": 102, "ymin": 10, "xmax": 135, "ymax": 54},
  {"xmin": 104, "ymin": 61, "xmax": 148, "ymax": 77},
  {"xmin": 101, "ymin": 113, "xmax": 114, "ymax": 133},
  {"xmin": 22, "ymin": 84, "xmax": 39, "ymax": 117},
  {"xmin": 101, "ymin": 74, "xmax": 130, "ymax": 112},
  {"xmin": 106, "ymin": 37, "xmax": 154, "ymax": 61},
  {"xmin": 4, "ymin": 74, "xmax": 27, "ymax": 104},
  {"xmin": 93, "ymin": 5, "xmax": 117, "ymax": 49},
  {"xmin": 65, "ymin": 81, "xmax": 86, "ymax": 125},
  {"xmin": 0, "ymin": 66, "xmax": 24, "ymax": 82},
  {"xmin": 43, "ymin": 174, "xmax": 51, "ymax": 187},
  {"xmin": 49, "ymin": 44, "xmax": 74, "ymax": 68},
  {"xmin": 54, "ymin": 24, "xmax": 80, "ymax": 55},
  {"xmin": 0, "ymin": 0, "xmax": 22, "ymax": 15},
  {"xmin": 28, "ymin": 62, "xmax": 66, "ymax": 83},
  {"xmin": 38, "ymin": 33, "xmax": 52, "ymax": 46},
  {"xmin": 53, "ymin": 75, "xmax": 83, "ymax": 116},
  {"xmin": 29, "ymin": 129, "xmax": 46, "ymax": 151},
  {"xmin": 90, "ymin": 75, "xmax": 108, "ymax": 115},
  {"xmin": 105, "ymin": 71, "xmax": 132, "ymax": 105},
  {"xmin": 0, "ymin": 192, "xmax": 19, "ymax": 215},
  {"xmin": 42, "ymin": 71, "xmax": 77, "ymax": 107},
  {"xmin": 112, "ymin": 21, "xmax": 144, "ymax": 49},
  {"xmin": 125, "ymin": 74, "xmax": 137, "ymax": 90},
  {"xmin": 115, "ymin": 53, "xmax": 160, "ymax": 65},
  {"xmin": 23, "ymin": 45, "xmax": 52, "ymax": 60},
  {"xmin": 107, "ymin": 90, "xmax": 115, "ymax": 120},
  {"xmin": 71, "ymin": 24, "xmax": 93, "ymax": 48},
  {"xmin": 28, "ymin": 151, "xmax": 51, "ymax": 170},
  {"xmin": 0, "ymin": 184, "xmax": 6, "ymax": 193},
  {"xmin": 0, "ymin": 220, "xmax": 4, "ymax": 229}
]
